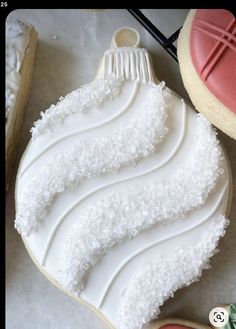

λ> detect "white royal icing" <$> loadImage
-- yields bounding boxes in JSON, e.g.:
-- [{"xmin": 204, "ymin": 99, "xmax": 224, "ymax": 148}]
[
  {"xmin": 118, "ymin": 215, "xmax": 229, "ymax": 329},
  {"xmin": 6, "ymin": 17, "xmax": 31, "ymax": 119},
  {"xmin": 15, "ymin": 44, "xmax": 230, "ymax": 329},
  {"xmin": 30, "ymin": 74, "xmax": 123, "ymax": 139},
  {"xmin": 56, "ymin": 114, "xmax": 224, "ymax": 295},
  {"xmin": 97, "ymin": 181, "xmax": 228, "ymax": 309},
  {"xmin": 40, "ymin": 101, "xmax": 187, "ymax": 269},
  {"xmin": 102, "ymin": 48, "xmax": 154, "ymax": 83},
  {"xmin": 19, "ymin": 80, "xmax": 140, "ymax": 178},
  {"xmin": 15, "ymin": 80, "xmax": 169, "ymax": 236}
]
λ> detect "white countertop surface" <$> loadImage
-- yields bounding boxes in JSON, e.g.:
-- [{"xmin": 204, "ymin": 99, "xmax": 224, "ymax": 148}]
[{"xmin": 6, "ymin": 9, "xmax": 236, "ymax": 329}]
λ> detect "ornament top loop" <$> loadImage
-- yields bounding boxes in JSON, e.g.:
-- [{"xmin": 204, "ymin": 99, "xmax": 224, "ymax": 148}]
[{"xmin": 111, "ymin": 27, "xmax": 140, "ymax": 48}]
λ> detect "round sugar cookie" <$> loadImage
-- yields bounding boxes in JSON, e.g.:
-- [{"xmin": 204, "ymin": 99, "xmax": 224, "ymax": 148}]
[
  {"xmin": 177, "ymin": 9, "xmax": 236, "ymax": 140},
  {"xmin": 15, "ymin": 27, "xmax": 232, "ymax": 329},
  {"xmin": 148, "ymin": 317, "xmax": 211, "ymax": 329}
]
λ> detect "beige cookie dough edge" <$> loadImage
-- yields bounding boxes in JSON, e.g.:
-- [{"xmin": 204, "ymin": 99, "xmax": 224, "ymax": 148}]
[
  {"xmin": 177, "ymin": 9, "xmax": 236, "ymax": 140},
  {"xmin": 6, "ymin": 27, "xmax": 38, "ymax": 191}
]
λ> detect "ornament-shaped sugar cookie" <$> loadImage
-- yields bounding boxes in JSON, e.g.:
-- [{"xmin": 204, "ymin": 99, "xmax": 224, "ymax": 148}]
[{"xmin": 15, "ymin": 27, "xmax": 232, "ymax": 329}]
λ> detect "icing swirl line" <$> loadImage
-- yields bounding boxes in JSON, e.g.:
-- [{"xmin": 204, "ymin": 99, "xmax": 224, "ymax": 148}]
[
  {"xmin": 118, "ymin": 215, "xmax": 229, "ymax": 329},
  {"xmin": 30, "ymin": 74, "xmax": 123, "ymax": 139},
  {"xmin": 19, "ymin": 79, "xmax": 140, "ymax": 178},
  {"xmin": 193, "ymin": 16, "xmax": 236, "ymax": 80},
  {"xmin": 97, "ymin": 181, "xmax": 228, "ymax": 308},
  {"xmin": 41, "ymin": 100, "xmax": 186, "ymax": 267},
  {"xmin": 56, "ymin": 115, "xmax": 224, "ymax": 296},
  {"xmin": 15, "ymin": 82, "xmax": 170, "ymax": 236}
]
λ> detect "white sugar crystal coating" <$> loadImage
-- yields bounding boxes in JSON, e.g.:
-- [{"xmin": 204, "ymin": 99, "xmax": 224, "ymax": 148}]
[
  {"xmin": 30, "ymin": 74, "xmax": 123, "ymax": 138},
  {"xmin": 118, "ymin": 215, "xmax": 229, "ymax": 329},
  {"xmin": 15, "ymin": 80, "xmax": 170, "ymax": 236},
  {"xmin": 57, "ymin": 114, "xmax": 223, "ymax": 295}
]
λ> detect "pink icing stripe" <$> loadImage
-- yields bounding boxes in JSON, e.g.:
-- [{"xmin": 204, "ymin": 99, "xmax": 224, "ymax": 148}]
[
  {"xmin": 193, "ymin": 25, "xmax": 236, "ymax": 52},
  {"xmin": 195, "ymin": 18, "xmax": 235, "ymax": 76},
  {"xmin": 195, "ymin": 18, "xmax": 236, "ymax": 42},
  {"xmin": 190, "ymin": 9, "xmax": 236, "ymax": 113},
  {"xmin": 201, "ymin": 25, "xmax": 236, "ymax": 80}
]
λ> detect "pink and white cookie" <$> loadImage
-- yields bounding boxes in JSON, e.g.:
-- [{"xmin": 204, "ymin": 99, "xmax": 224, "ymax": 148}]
[
  {"xmin": 148, "ymin": 318, "xmax": 211, "ymax": 329},
  {"xmin": 177, "ymin": 9, "xmax": 236, "ymax": 139}
]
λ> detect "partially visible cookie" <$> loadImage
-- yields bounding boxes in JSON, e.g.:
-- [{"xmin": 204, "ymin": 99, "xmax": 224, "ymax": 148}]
[
  {"xmin": 5, "ymin": 17, "xmax": 38, "ymax": 190},
  {"xmin": 147, "ymin": 304, "xmax": 236, "ymax": 329},
  {"xmin": 148, "ymin": 318, "xmax": 211, "ymax": 329},
  {"xmin": 177, "ymin": 9, "xmax": 236, "ymax": 139}
]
